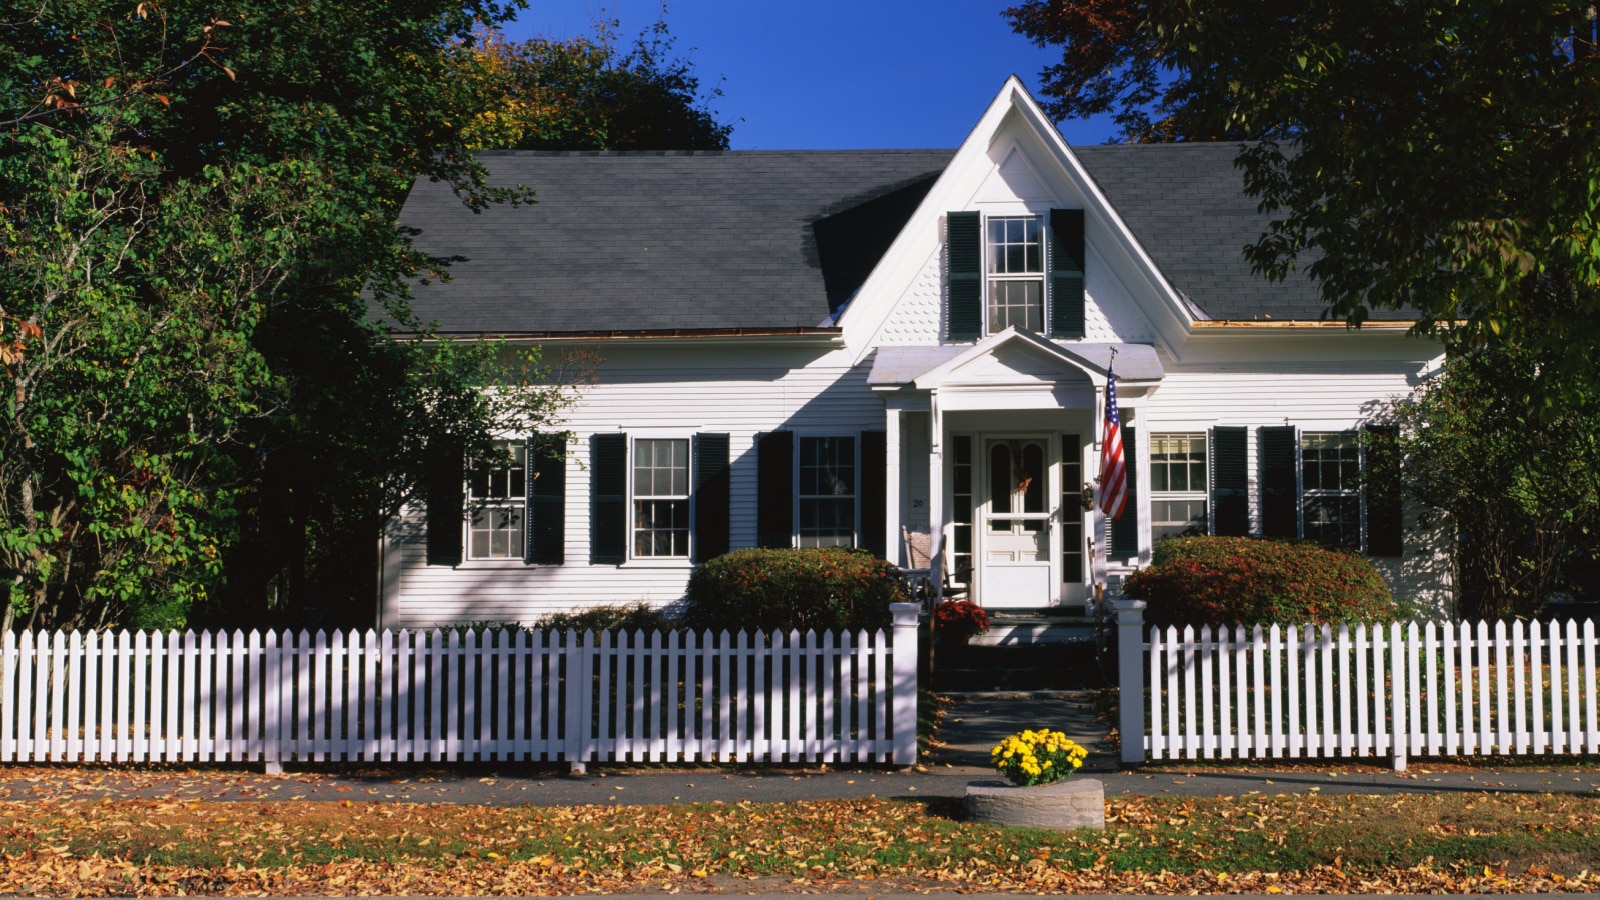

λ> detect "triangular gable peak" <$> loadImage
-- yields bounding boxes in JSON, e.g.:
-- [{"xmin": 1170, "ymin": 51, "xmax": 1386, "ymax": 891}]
[
  {"xmin": 840, "ymin": 77, "xmax": 1195, "ymax": 362},
  {"xmin": 912, "ymin": 327, "xmax": 1105, "ymax": 391}
]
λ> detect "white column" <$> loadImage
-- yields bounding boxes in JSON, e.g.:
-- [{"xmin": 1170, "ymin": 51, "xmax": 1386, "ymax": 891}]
[
  {"xmin": 926, "ymin": 391, "xmax": 945, "ymax": 598},
  {"xmin": 885, "ymin": 408, "xmax": 903, "ymax": 565}
]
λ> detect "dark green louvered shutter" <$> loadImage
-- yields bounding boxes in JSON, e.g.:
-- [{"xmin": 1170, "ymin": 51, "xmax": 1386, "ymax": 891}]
[
  {"xmin": 859, "ymin": 431, "xmax": 887, "ymax": 558},
  {"xmin": 526, "ymin": 436, "xmax": 565, "ymax": 565},
  {"xmin": 947, "ymin": 211, "xmax": 982, "ymax": 341},
  {"xmin": 590, "ymin": 433, "xmax": 627, "ymax": 564},
  {"xmin": 693, "ymin": 433, "xmax": 730, "ymax": 563},
  {"xmin": 1110, "ymin": 425, "xmax": 1139, "ymax": 561},
  {"xmin": 1210, "ymin": 426, "xmax": 1249, "ymax": 537},
  {"xmin": 1364, "ymin": 424, "xmax": 1403, "ymax": 556},
  {"xmin": 1050, "ymin": 208, "xmax": 1086, "ymax": 339},
  {"xmin": 1260, "ymin": 425, "xmax": 1300, "ymax": 539},
  {"xmin": 425, "ymin": 437, "xmax": 464, "ymax": 567},
  {"xmin": 757, "ymin": 431, "xmax": 794, "ymax": 548}
]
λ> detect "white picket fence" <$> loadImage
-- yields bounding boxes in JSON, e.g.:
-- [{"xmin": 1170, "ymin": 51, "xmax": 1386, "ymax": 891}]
[
  {"xmin": 1108, "ymin": 600, "xmax": 1600, "ymax": 769},
  {"xmin": 0, "ymin": 604, "xmax": 919, "ymax": 767}
]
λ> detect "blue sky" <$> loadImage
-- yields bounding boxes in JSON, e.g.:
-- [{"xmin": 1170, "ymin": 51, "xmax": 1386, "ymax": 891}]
[{"xmin": 501, "ymin": 1, "xmax": 1122, "ymax": 150}]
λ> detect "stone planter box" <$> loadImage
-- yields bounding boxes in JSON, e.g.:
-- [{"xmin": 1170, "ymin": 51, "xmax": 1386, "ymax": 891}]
[{"xmin": 964, "ymin": 778, "xmax": 1105, "ymax": 831}]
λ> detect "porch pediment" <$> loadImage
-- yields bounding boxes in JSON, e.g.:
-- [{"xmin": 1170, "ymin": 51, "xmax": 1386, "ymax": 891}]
[{"xmin": 866, "ymin": 329, "xmax": 1164, "ymax": 392}]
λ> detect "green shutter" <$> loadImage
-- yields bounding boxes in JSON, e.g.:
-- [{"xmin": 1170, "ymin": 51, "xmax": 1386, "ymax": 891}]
[
  {"xmin": 693, "ymin": 433, "xmax": 730, "ymax": 563},
  {"xmin": 425, "ymin": 437, "xmax": 464, "ymax": 567},
  {"xmin": 1110, "ymin": 426, "xmax": 1139, "ymax": 561},
  {"xmin": 589, "ymin": 433, "xmax": 627, "ymax": 564},
  {"xmin": 757, "ymin": 431, "xmax": 794, "ymax": 548},
  {"xmin": 947, "ymin": 211, "xmax": 981, "ymax": 341},
  {"xmin": 1260, "ymin": 425, "xmax": 1300, "ymax": 539},
  {"xmin": 859, "ymin": 430, "xmax": 887, "ymax": 558},
  {"xmin": 1210, "ymin": 426, "xmax": 1249, "ymax": 537},
  {"xmin": 1364, "ymin": 424, "xmax": 1403, "ymax": 557},
  {"xmin": 526, "ymin": 435, "xmax": 565, "ymax": 565},
  {"xmin": 1050, "ymin": 208, "xmax": 1086, "ymax": 339}
]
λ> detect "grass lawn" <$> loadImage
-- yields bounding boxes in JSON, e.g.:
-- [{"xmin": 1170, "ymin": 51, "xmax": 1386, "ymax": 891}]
[{"xmin": 1, "ymin": 792, "xmax": 1597, "ymax": 895}]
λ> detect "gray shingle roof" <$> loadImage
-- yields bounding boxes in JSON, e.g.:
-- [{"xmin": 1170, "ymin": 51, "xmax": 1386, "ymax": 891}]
[
  {"xmin": 393, "ymin": 144, "xmax": 1398, "ymax": 333},
  {"xmin": 396, "ymin": 150, "xmax": 950, "ymax": 333},
  {"xmin": 1072, "ymin": 143, "xmax": 1409, "ymax": 322}
]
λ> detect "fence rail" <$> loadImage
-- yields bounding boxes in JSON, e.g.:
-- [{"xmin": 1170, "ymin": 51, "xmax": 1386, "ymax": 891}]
[
  {"xmin": 1112, "ymin": 599, "xmax": 1600, "ymax": 769},
  {"xmin": 0, "ymin": 604, "xmax": 920, "ymax": 767}
]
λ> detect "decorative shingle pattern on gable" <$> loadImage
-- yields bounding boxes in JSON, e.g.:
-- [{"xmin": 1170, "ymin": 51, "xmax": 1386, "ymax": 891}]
[{"xmin": 396, "ymin": 150, "xmax": 951, "ymax": 334}]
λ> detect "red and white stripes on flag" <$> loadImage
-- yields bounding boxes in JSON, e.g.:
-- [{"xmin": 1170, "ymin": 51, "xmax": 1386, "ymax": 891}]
[{"xmin": 1097, "ymin": 364, "xmax": 1127, "ymax": 520}]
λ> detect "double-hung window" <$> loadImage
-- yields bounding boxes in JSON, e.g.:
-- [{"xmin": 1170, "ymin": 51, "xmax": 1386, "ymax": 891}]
[
  {"xmin": 467, "ymin": 442, "xmax": 526, "ymax": 560},
  {"xmin": 1150, "ymin": 433, "xmax": 1208, "ymax": 542},
  {"xmin": 632, "ymin": 438, "xmax": 690, "ymax": 558},
  {"xmin": 798, "ymin": 436, "xmax": 856, "ymax": 548},
  {"xmin": 986, "ymin": 216, "xmax": 1045, "ymax": 334},
  {"xmin": 1302, "ymin": 432, "xmax": 1362, "ymax": 549}
]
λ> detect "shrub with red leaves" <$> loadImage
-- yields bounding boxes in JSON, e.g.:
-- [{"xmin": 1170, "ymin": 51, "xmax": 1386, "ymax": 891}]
[
  {"xmin": 933, "ymin": 599, "xmax": 990, "ymax": 644},
  {"xmin": 1123, "ymin": 536, "xmax": 1398, "ymax": 629}
]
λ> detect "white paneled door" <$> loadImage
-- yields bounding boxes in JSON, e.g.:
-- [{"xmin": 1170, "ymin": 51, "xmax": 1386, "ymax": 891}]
[{"xmin": 979, "ymin": 436, "xmax": 1056, "ymax": 608}]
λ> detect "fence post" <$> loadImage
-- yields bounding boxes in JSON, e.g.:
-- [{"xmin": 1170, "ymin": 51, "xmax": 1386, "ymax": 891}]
[
  {"xmin": 890, "ymin": 602, "xmax": 919, "ymax": 767},
  {"xmin": 1109, "ymin": 598, "xmax": 1148, "ymax": 766}
]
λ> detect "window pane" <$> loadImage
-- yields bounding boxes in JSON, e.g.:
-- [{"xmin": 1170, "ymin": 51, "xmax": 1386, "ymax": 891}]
[{"xmin": 1151, "ymin": 498, "xmax": 1208, "ymax": 543}]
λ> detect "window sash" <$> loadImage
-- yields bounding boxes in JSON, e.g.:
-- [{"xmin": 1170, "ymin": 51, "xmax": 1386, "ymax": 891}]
[
  {"xmin": 985, "ymin": 215, "xmax": 1045, "ymax": 335},
  {"xmin": 466, "ymin": 443, "xmax": 526, "ymax": 560},
  {"xmin": 799, "ymin": 436, "xmax": 856, "ymax": 548},
  {"xmin": 1301, "ymin": 431, "xmax": 1363, "ymax": 550},
  {"xmin": 632, "ymin": 438, "xmax": 690, "ymax": 558},
  {"xmin": 1149, "ymin": 433, "xmax": 1207, "ymax": 542}
]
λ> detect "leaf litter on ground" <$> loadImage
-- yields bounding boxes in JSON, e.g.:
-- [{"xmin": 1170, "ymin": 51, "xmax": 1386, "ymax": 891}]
[{"xmin": 1, "ymin": 792, "xmax": 1598, "ymax": 895}]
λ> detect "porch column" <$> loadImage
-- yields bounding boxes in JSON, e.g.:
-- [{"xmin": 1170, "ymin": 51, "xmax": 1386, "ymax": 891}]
[
  {"xmin": 885, "ymin": 408, "xmax": 902, "ymax": 565},
  {"xmin": 927, "ymin": 390, "xmax": 944, "ymax": 598}
]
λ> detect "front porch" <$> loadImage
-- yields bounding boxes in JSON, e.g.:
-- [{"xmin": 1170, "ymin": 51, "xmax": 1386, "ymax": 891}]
[{"xmin": 871, "ymin": 329, "xmax": 1163, "ymax": 613}]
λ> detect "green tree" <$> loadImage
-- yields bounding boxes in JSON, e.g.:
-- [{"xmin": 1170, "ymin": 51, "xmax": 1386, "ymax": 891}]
[
  {"xmin": 456, "ymin": 21, "xmax": 731, "ymax": 151},
  {"xmin": 0, "ymin": 0, "xmax": 572, "ymax": 631},
  {"xmin": 1007, "ymin": 1, "xmax": 1600, "ymax": 393},
  {"xmin": 1383, "ymin": 346, "xmax": 1600, "ymax": 620}
]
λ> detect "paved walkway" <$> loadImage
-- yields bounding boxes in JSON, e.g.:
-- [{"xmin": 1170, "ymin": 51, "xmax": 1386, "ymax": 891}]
[{"xmin": 0, "ymin": 692, "xmax": 1595, "ymax": 805}]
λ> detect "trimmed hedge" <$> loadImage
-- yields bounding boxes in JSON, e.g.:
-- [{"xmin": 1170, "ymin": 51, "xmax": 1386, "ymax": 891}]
[
  {"xmin": 531, "ymin": 602, "xmax": 676, "ymax": 634},
  {"xmin": 683, "ymin": 547, "xmax": 905, "ymax": 633},
  {"xmin": 1123, "ymin": 536, "xmax": 1399, "ymax": 628}
]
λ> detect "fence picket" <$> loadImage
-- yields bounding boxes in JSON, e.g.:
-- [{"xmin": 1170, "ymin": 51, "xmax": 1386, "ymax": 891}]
[
  {"xmin": 1567, "ymin": 619, "xmax": 1583, "ymax": 753},
  {"xmin": 1586, "ymin": 619, "xmax": 1599, "ymax": 754}
]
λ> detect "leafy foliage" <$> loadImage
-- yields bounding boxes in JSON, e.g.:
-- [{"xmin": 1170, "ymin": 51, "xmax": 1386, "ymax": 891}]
[
  {"xmin": 530, "ymin": 601, "xmax": 678, "ymax": 634},
  {"xmin": 683, "ymin": 547, "xmax": 905, "ymax": 633},
  {"xmin": 1381, "ymin": 346, "xmax": 1600, "ymax": 621},
  {"xmin": 933, "ymin": 599, "xmax": 990, "ymax": 645},
  {"xmin": 1124, "ymin": 536, "xmax": 1399, "ymax": 628},
  {"xmin": 456, "ymin": 21, "xmax": 731, "ymax": 151},
  {"xmin": 0, "ymin": 0, "xmax": 574, "ymax": 630},
  {"xmin": 1008, "ymin": 1, "xmax": 1600, "ymax": 396}
]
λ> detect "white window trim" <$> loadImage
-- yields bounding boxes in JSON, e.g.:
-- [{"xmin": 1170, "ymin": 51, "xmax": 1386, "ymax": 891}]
[
  {"xmin": 1300, "ymin": 430, "xmax": 1367, "ymax": 553},
  {"xmin": 1149, "ymin": 432, "xmax": 1208, "ymax": 542},
  {"xmin": 793, "ymin": 432, "xmax": 861, "ymax": 550},
  {"xmin": 624, "ymin": 434, "xmax": 695, "ymax": 567},
  {"xmin": 982, "ymin": 212, "xmax": 1048, "ymax": 338},
  {"xmin": 462, "ymin": 441, "xmax": 528, "ymax": 564}
]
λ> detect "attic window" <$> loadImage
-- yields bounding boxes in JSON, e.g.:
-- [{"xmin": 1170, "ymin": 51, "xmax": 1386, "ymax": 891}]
[{"xmin": 986, "ymin": 216, "xmax": 1044, "ymax": 333}]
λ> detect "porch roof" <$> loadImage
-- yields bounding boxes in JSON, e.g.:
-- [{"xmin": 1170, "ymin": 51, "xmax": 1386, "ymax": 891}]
[{"xmin": 865, "ymin": 341, "xmax": 1164, "ymax": 388}]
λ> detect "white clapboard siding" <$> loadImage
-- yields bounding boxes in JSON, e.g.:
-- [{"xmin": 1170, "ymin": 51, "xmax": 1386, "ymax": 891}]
[
  {"xmin": 1137, "ymin": 617, "xmax": 1600, "ymax": 765},
  {"xmin": 0, "ymin": 617, "xmax": 916, "ymax": 766}
]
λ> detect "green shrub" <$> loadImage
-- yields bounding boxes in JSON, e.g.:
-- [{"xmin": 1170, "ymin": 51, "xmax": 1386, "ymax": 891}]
[
  {"xmin": 683, "ymin": 547, "xmax": 905, "ymax": 633},
  {"xmin": 531, "ymin": 602, "xmax": 676, "ymax": 634},
  {"xmin": 1123, "ymin": 536, "xmax": 1399, "ymax": 629}
]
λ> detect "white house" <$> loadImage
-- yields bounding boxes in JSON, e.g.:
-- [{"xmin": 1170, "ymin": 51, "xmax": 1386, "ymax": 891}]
[{"xmin": 377, "ymin": 78, "xmax": 1447, "ymax": 628}]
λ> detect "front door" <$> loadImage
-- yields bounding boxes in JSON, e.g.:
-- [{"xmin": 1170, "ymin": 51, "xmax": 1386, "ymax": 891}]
[{"xmin": 979, "ymin": 437, "xmax": 1055, "ymax": 607}]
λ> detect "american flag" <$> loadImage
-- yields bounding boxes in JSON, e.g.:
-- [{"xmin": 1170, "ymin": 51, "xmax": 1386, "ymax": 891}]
[{"xmin": 1097, "ymin": 364, "xmax": 1127, "ymax": 520}]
